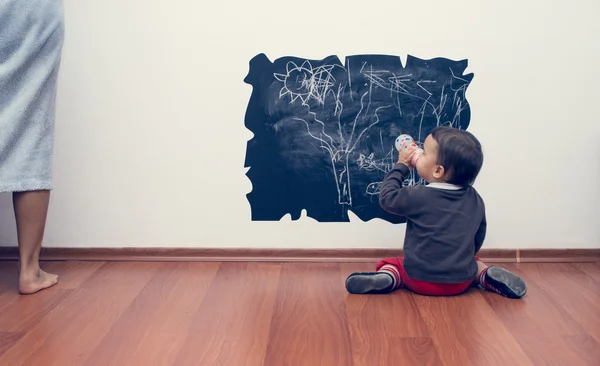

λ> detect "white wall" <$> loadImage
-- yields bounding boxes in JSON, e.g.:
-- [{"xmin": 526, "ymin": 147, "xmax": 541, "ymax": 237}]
[{"xmin": 1, "ymin": 0, "xmax": 599, "ymax": 249}]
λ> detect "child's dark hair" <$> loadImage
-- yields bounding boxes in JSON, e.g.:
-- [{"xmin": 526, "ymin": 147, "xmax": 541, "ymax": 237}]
[{"xmin": 431, "ymin": 126, "xmax": 483, "ymax": 187}]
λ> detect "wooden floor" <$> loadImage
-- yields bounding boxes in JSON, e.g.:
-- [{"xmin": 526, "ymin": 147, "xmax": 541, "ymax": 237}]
[{"xmin": 0, "ymin": 261, "xmax": 599, "ymax": 365}]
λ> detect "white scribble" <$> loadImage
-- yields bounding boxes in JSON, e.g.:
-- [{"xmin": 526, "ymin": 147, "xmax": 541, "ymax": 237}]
[
  {"xmin": 273, "ymin": 59, "xmax": 470, "ymax": 207},
  {"xmin": 274, "ymin": 60, "xmax": 337, "ymax": 105}
]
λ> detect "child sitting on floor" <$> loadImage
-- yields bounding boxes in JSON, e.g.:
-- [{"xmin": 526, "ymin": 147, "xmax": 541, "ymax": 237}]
[{"xmin": 345, "ymin": 127, "xmax": 527, "ymax": 299}]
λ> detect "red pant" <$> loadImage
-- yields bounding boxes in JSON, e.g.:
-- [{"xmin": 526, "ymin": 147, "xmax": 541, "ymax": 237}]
[{"xmin": 377, "ymin": 257, "xmax": 481, "ymax": 296}]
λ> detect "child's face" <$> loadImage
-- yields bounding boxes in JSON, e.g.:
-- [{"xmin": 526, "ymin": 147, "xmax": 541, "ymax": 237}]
[{"xmin": 416, "ymin": 135, "xmax": 446, "ymax": 183}]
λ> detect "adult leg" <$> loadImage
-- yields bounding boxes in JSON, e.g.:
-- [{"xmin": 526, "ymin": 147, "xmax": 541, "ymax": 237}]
[
  {"xmin": 474, "ymin": 258, "xmax": 527, "ymax": 299},
  {"xmin": 0, "ymin": 1, "xmax": 64, "ymax": 293},
  {"xmin": 14, "ymin": 190, "xmax": 58, "ymax": 294}
]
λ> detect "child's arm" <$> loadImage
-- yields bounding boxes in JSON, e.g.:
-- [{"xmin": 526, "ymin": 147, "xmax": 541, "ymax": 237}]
[
  {"xmin": 379, "ymin": 163, "xmax": 423, "ymax": 217},
  {"xmin": 474, "ymin": 213, "xmax": 487, "ymax": 253}
]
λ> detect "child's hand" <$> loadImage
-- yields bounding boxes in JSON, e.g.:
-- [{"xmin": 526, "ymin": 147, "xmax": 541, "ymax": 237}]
[{"xmin": 397, "ymin": 147, "xmax": 416, "ymax": 169}]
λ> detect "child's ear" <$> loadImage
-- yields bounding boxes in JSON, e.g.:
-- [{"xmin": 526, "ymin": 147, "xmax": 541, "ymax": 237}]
[{"xmin": 433, "ymin": 165, "xmax": 445, "ymax": 179}]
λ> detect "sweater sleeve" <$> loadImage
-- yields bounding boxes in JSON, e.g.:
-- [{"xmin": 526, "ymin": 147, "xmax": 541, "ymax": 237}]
[
  {"xmin": 378, "ymin": 163, "xmax": 424, "ymax": 217},
  {"xmin": 474, "ymin": 212, "xmax": 487, "ymax": 254}
]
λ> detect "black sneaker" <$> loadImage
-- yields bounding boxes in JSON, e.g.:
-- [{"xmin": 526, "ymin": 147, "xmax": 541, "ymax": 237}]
[
  {"xmin": 345, "ymin": 272, "xmax": 395, "ymax": 294},
  {"xmin": 484, "ymin": 266, "xmax": 527, "ymax": 299}
]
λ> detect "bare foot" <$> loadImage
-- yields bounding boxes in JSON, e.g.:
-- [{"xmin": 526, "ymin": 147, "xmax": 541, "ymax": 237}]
[{"xmin": 19, "ymin": 269, "xmax": 59, "ymax": 295}]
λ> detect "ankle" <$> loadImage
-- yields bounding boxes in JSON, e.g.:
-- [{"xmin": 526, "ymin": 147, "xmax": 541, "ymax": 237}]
[
  {"xmin": 378, "ymin": 264, "xmax": 401, "ymax": 289},
  {"xmin": 19, "ymin": 262, "xmax": 40, "ymax": 280},
  {"xmin": 478, "ymin": 266, "xmax": 490, "ymax": 287}
]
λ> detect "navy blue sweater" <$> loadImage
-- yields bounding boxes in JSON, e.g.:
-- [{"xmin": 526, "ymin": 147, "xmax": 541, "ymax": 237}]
[{"xmin": 379, "ymin": 164, "xmax": 487, "ymax": 283}]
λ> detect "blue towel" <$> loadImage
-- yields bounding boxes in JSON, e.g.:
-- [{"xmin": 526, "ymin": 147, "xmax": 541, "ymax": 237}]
[{"xmin": 0, "ymin": 0, "xmax": 65, "ymax": 193}]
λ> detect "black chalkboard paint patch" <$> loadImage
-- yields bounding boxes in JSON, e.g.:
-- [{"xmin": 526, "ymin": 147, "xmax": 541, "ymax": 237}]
[{"xmin": 244, "ymin": 53, "xmax": 474, "ymax": 223}]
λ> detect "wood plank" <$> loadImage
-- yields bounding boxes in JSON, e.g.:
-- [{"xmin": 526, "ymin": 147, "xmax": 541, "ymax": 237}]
[
  {"xmin": 0, "ymin": 333, "xmax": 23, "ymax": 358},
  {"xmin": 484, "ymin": 264, "xmax": 585, "ymax": 335},
  {"xmin": 415, "ymin": 291, "xmax": 533, "ymax": 366},
  {"xmin": 511, "ymin": 263, "xmax": 600, "ymax": 344},
  {"xmin": 557, "ymin": 334, "xmax": 600, "ymax": 365},
  {"xmin": 512, "ymin": 334, "xmax": 600, "ymax": 366},
  {"xmin": 42, "ymin": 261, "xmax": 106, "ymax": 290},
  {"xmin": 119, "ymin": 262, "xmax": 221, "ymax": 365},
  {"xmin": 263, "ymin": 263, "xmax": 353, "ymax": 366},
  {"xmin": 0, "ymin": 262, "xmax": 20, "ymax": 316},
  {"xmin": 387, "ymin": 337, "xmax": 442, "ymax": 366},
  {"xmin": 577, "ymin": 262, "xmax": 600, "ymax": 283},
  {"xmin": 483, "ymin": 263, "xmax": 599, "ymax": 364},
  {"xmin": 0, "ymin": 262, "xmax": 161, "ymax": 366},
  {"xmin": 0, "ymin": 289, "xmax": 71, "ymax": 332},
  {"xmin": 173, "ymin": 262, "xmax": 281, "ymax": 366},
  {"xmin": 340, "ymin": 263, "xmax": 437, "ymax": 366},
  {"xmin": 82, "ymin": 262, "xmax": 190, "ymax": 365}
]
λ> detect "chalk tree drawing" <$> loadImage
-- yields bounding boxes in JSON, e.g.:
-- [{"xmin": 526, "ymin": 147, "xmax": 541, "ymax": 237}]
[
  {"xmin": 273, "ymin": 60, "xmax": 397, "ymax": 205},
  {"xmin": 244, "ymin": 53, "xmax": 473, "ymax": 223}
]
